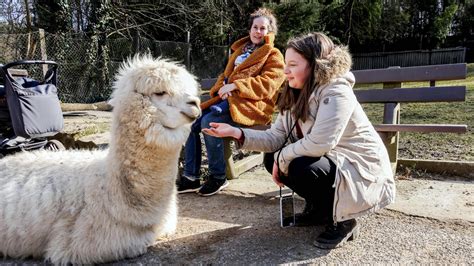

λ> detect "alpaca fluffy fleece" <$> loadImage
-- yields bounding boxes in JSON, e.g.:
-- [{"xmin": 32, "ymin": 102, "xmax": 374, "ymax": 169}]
[{"xmin": 0, "ymin": 55, "xmax": 201, "ymax": 264}]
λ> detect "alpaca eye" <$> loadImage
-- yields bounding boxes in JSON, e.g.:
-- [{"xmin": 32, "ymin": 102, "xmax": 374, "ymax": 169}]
[{"xmin": 154, "ymin": 91, "xmax": 166, "ymax": 97}]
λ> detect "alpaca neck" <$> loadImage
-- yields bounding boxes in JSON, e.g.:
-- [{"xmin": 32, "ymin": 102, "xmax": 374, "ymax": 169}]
[{"xmin": 106, "ymin": 121, "xmax": 181, "ymax": 208}]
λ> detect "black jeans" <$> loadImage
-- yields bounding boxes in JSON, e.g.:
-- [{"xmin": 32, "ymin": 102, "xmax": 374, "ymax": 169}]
[{"xmin": 264, "ymin": 153, "xmax": 337, "ymax": 220}]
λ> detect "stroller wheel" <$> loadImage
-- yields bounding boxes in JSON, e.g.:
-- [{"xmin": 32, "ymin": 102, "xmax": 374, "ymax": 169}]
[{"xmin": 45, "ymin": 139, "xmax": 65, "ymax": 151}]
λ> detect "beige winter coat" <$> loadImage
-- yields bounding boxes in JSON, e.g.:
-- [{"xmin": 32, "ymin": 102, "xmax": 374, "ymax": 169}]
[{"xmin": 241, "ymin": 46, "xmax": 396, "ymax": 222}]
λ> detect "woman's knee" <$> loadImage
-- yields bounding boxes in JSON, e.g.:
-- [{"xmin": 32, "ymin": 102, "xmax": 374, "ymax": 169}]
[
  {"xmin": 200, "ymin": 112, "xmax": 215, "ymax": 129},
  {"xmin": 288, "ymin": 157, "xmax": 311, "ymax": 177},
  {"xmin": 288, "ymin": 156, "xmax": 332, "ymax": 178},
  {"xmin": 263, "ymin": 152, "xmax": 274, "ymax": 174}
]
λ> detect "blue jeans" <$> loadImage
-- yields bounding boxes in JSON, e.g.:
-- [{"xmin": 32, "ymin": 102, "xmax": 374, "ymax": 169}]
[{"xmin": 183, "ymin": 109, "xmax": 235, "ymax": 181}]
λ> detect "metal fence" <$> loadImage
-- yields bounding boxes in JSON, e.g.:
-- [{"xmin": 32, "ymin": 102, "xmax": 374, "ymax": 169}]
[
  {"xmin": 352, "ymin": 47, "xmax": 466, "ymax": 70},
  {"xmin": 0, "ymin": 31, "xmax": 228, "ymax": 103},
  {"xmin": 0, "ymin": 31, "xmax": 467, "ymax": 103}
]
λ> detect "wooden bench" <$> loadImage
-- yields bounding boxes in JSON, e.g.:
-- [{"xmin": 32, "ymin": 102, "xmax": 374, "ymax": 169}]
[
  {"xmin": 352, "ymin": 63, "xmax": 467, "ymax": 173},
  {"xmin": 200, "ymin": 63, "xmax": 467, "ymax": 177}
]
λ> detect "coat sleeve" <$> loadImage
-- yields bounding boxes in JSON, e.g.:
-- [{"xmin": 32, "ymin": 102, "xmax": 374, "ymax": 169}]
[
  {"xmin": 277, "ymin": 84, "xmax": 357, "ymax": 175},
  {"xmin": 239, "ymin": 112, "xmax": 287, "ymax": 152},
  {"xmin": 233, "ymin": 49, "xmax": 285, "ymax": 101}
]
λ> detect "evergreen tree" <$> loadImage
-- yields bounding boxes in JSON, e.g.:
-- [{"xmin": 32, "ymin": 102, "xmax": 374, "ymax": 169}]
[
  {"xmin": 34, "ymin": 0, "xmax": 72, "ymax": 33},
  {"xmin": 268, "ymin": 0, "xmax": 322, "ymax": 50}
]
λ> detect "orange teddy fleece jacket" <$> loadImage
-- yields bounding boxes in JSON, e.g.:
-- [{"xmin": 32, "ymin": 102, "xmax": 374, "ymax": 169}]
[{"xmin": 201, "ymin": 33, "xmax": 285, "ymax": 126}]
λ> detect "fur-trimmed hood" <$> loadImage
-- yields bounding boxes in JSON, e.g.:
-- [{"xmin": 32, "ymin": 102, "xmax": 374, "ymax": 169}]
[{"xmin": 314, "ymin": 45, "xmax": 352, "ymax": 86}]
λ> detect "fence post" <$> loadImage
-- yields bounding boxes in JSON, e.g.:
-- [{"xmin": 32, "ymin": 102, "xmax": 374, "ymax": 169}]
[
  {"xmin": 132, "ymin": 31, "xmax": 140, "ymax": 53},
  {"xmin": 382, "ymin": 66, "xmax": 401, "ymax": 175},
  {"xmin": 39, "ymin": 28, "xmax": 48, "ymax": 76},
  {"xmin": 186, "ymin": 30, "xmax": 191, "ymax": 69}
]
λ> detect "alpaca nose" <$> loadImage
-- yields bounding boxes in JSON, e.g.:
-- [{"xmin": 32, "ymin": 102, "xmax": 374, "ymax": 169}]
[{"xmin": 185, "ymin": 95, "xmax": 201, "ymax": 118}]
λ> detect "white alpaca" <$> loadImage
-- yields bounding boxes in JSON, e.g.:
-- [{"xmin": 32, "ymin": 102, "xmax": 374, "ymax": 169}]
[{"xmin": 0, "ymin": 56, "xmax": 201, "ymax": 264}]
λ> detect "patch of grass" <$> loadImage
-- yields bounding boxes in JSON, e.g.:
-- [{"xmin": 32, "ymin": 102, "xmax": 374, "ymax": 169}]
[
  {"xmin": 74, "ymin": 122, "xmax": 110, "ymax": 139},
  {"xmin": 467, "ymin": 63, "xmax": 474, "ymax": 79},
  {"xmin": 358, "ymin": 63, "xmax": 473, "ymax": 161}
]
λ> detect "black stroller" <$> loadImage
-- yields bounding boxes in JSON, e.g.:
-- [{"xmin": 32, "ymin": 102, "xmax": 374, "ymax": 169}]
[{"xmin": 0, "ymin": 60, "xmax": 65, "ymax": 158}]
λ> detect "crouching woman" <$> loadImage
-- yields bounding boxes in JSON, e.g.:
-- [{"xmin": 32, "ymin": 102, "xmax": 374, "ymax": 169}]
[{"xmin": 203, "ymin": 32, "xmax": 396, "ymax": 249}]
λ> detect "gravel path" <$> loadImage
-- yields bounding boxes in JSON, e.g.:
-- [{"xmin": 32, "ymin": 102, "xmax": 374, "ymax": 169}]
[{"xmin": 119, "ymin": 194, "xmax": 473, "ymax": 265}]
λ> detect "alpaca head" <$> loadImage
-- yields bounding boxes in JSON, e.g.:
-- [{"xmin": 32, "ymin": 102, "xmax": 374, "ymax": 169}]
[{"xmin": 110, "ymin": 55, "xmax": 201, "ymax": 149}]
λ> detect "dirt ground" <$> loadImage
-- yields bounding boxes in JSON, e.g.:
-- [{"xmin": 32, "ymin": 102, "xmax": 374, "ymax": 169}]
[{"xmin": 2, "ymin": 110, "xmax": 472, "ymax": 264}]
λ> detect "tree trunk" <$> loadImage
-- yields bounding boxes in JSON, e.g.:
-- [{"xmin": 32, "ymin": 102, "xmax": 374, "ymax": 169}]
[
  {"xmin": 24, "ymin": 0, "xmax": 36, "ymax": 58},
  {"xmin": 345, "ymin": 0, "xmax": 355, "ymax": 45}
]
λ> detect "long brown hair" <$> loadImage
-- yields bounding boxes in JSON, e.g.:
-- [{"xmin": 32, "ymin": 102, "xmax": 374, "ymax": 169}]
[{"xmin": 278, "ymin": 32, "xmax": 334, "ymax": 122}]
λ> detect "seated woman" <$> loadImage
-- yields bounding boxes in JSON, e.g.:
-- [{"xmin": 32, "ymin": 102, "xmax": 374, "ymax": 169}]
[
  {"xmin": 203, "ymin": 32, "xmax": 396, "ymax": 249},
  {"xmin": 177, "ymin": 7, "xmax": 286, "ymax": 196}
]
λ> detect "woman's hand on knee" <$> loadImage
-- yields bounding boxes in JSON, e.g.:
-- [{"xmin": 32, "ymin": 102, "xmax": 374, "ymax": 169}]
[
  {"xmin": 202, "ymin": 122, "xmax": 241, "ymax": 138},
  {"xmin": 218, "ymin": 83, "xmax": 236, "ymax": 99},
  {"xmin": 272, "ymin": 162, "xmax": 284, "ymax": 187}
]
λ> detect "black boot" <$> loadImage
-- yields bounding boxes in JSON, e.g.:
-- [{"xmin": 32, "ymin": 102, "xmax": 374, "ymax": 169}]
[
  {"xmin": 313, "ymin": 219, "xmax": 359, "ymax": 249},
  {"xmin": 294, "ymin": 201, "xmax": 330, "ymax": 227}
]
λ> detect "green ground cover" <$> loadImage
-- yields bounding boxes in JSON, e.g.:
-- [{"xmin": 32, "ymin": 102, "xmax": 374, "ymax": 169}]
[{"xmin": 355, "ymin": 63, "xmax": 473, "ymax": 161}]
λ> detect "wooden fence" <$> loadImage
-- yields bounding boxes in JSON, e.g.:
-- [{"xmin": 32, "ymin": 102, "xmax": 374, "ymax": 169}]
[{"xmin": 352, "ymin": 47, "xmax": 466, "ymax": 70}]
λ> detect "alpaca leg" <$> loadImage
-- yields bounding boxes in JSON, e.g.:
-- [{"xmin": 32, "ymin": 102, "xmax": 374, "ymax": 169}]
[
  {"xmin": 161, "ymin": 194, "xmax": 178, "ymax": 237},
  {"xmin": 45, "ymin": 232, "xmax": 76, "ymax": 264},
  {"xmin": 47, "ymin": 216, "xmax": 151, "ymax": 264},
  {"xmin": 154, "ymin": 194, "xmax": 177, "ymax": 244}
]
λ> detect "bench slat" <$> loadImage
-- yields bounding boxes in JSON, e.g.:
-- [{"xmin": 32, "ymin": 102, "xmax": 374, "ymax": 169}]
[
  {"xmin": 353, "ymin": 63, "xmax": 467, "ymax": 84},
  {"xmin": 203, "ymin": 64, "xmax": 467, "ymax": 87},
  {"xmin": 355, "ymin": 86, "xmax": 466, "ymax": 103},
  {"xmin": 200, "ymin": 92, "xmax": 211, "ymax": 102},
  {"xmin": 200, "ymin": 78, "xmax": 217, "ymax": 90},
  {"xmin": 374, "ymin": 124, "xmax": 467, "ymax": 133}
]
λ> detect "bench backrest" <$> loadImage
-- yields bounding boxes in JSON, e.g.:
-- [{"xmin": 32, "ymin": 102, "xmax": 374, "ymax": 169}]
[
  {"xmin": 352, "ymin": 64, "xmax": 466, "ymax": 84},
  {"xmin": 352, "ymin": 63, "xmax": 467, "ymax": 104},
  {"xmin": 200, "ymin": 78, "xmax": 217, "ymax": 91},
  {"xmin": 200, "ymin": 63, "xmax": 467, "ymax": 102}
]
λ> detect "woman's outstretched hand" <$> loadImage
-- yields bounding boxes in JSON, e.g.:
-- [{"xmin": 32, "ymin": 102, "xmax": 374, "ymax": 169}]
[
  {"xmin": 202, "ymin": 122, "xmax": 242, "ymax": 139},
  {"xmin": 204, "ymin": 122, "xmax": 284, "ymax": 188},
  {"xmin": 272, "ymin": 161, "xmax": 284, "ymax": 187}
]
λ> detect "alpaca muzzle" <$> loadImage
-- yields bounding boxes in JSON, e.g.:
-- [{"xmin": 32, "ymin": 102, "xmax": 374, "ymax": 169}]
[{"xmin": 182, "ymin": 96, "xmax": 201, "ymax": 120}]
